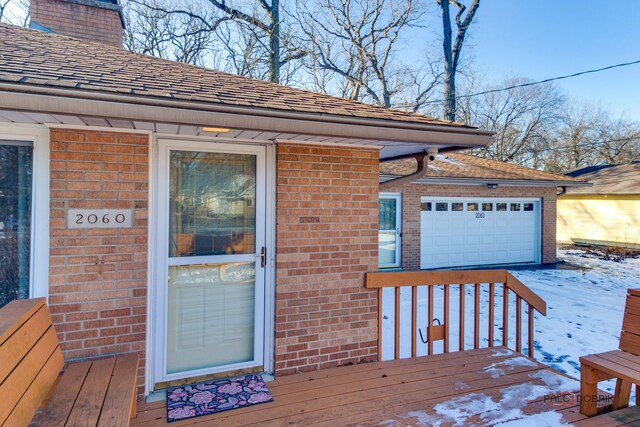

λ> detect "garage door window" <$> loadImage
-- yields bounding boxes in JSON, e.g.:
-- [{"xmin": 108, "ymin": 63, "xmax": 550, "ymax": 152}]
[
  {"xmin": 524, "ymin": 203, "xmax": 534, "ymax": 211},
  {"xmin": 436, "ymin": 202, "xmax": 448, "ymax": 211},
  {"xmin": 482, "ymin": 203, "xmax": 493, "ymax": 211},
  {"xmin": 467, "ymin": 203, "xmax": 478, "ymax": 211},
  {"xmin": 497, "ymin": 203, "xmax": 507, "ymax": 211},
  {"xmin": 379, "ymin": 194, "xmax": 401, "ymax": 268},
  {"xmin": 452, "ymin": 202, "xmax": 463, "ymax": 211},
  {"xmin": 511, "ymin": 203, "xmax": 521, "ymax": 211}
]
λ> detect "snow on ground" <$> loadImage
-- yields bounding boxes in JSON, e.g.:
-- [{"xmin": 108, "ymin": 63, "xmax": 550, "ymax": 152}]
[{"xmin": 512, "ymin": 248, "xmax": 640, "ymax": 394}]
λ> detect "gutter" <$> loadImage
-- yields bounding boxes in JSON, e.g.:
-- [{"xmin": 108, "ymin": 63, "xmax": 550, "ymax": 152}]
[
  {"xmin": 0, "ymin": 83, "xmax": 495, "ymax": 147},
  {"xmin": 379, "ymin": 175, "xmax": 592, "ymax": 188},
  {"xmin": 380, "ymin": 150, "xmax": 434, "ymax": 191}
]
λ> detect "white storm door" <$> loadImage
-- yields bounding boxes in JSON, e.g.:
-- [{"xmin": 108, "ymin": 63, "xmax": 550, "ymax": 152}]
[
  {"xmin": 379, "ymin": 193, "xmax": 401, "ymax": 268},
  {"xmin": 155, "ymin": 139, "xmax": 266, "ymax": 383}
]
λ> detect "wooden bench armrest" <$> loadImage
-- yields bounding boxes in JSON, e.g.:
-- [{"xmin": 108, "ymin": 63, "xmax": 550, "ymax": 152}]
[{"xmin": 580, "ymin": 351, "xmax": 640, "ymax": 385}]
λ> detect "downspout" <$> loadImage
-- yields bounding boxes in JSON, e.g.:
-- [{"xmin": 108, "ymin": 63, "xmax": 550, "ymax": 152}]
[{"xmin": 380, "ymin": 148, "xmax": 438, "ymax": 191}]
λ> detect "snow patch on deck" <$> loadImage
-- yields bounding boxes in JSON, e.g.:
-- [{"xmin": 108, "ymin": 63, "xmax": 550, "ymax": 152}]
[
  {"xmin": 483, "ymin": 356, "xmax": 538, "ymax": 378},
  {"xmin": 490, "ymin": 348, "xmax": 515, "ymax": 358},
  {"xmin": 379, "ymin": 369, "xmax": 578, "ymax": 426}
]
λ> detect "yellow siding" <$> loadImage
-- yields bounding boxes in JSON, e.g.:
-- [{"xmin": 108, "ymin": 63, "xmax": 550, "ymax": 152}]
[{"xmin": 557, "ymin": 195, "xmax": 640, "ymax": 247}]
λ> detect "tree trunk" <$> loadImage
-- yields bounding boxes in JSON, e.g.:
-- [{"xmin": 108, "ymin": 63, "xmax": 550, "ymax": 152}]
[
  {"xmin": 269, "ymin": 0, "xmax": 280, "ymax": 83},
  {"xmin": 440, "ymin": 1, "xmax": 455, "ymax": 121}
]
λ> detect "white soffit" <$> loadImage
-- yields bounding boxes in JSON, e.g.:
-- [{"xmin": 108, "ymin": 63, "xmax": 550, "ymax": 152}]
[{"xmin": 0, "ymin": 109, "xmax": 459, "ymax": 159}]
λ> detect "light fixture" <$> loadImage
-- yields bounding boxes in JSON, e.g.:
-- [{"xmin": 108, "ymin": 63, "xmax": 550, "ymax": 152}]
[
  {"xmin": 486, "ymin": 183, "xmax": 498, "ymax": 189},
  {"xmin": 200, "ymin": 126, "xmax": 231, "ymax": 133}
]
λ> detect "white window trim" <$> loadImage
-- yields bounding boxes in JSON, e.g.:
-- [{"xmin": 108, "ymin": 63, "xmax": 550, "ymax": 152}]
[
  {"xmin": 0, "ymin": 123, "xmax": 50, "ymax": 301},
  {"xmin": 379, "ymin": 192, "xmax": 402, "ymax": 269}
]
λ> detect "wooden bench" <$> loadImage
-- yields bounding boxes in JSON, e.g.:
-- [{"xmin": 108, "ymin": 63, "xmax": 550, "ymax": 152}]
[
  {"xmin": 580, "ymin": 288, "xmax": 640, "ymax": 416},
  {"xmin": 0, "ymin": 298, "xmax": 139, "ymax": 426}
]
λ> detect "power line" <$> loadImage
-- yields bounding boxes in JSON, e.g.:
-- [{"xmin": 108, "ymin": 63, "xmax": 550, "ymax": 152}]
[
  {"xmin": 526, "ymin": 136, "xmax": 640, "ymax": 155},
  {"xmin": 470, "ymin": 135, "xmax": 640, "ymax": 156},
  {"xmin": 425, "ymin": 59, "xmax": 640, "ymax": 105}
]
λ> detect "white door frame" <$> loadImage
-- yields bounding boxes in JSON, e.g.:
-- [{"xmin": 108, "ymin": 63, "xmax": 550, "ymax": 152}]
[
  {"xmin": 150, "ymin": 137, "xmax": 274, "ymax": 387},
  {"xmin": 379, "ymin": 192, "xmax": 402, "ymax": 269}
]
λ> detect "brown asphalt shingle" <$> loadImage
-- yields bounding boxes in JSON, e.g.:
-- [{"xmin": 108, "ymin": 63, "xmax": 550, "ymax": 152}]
[
  {"xmin": 564, "ymin": 162, "xmax": 640, "ymax": 194},
  {"xmin": 0, "ymin": 23, "xmax": 469, "ymax": 128},
  {"xmin": 381, "ymin": 152, "xmax": 584, "ymax": 183}
]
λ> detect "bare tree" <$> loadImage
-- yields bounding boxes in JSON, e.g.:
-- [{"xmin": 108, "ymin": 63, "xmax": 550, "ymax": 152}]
[
  {"xmin": 469, "ymin": 77, "xmax": 564, "ymax": 167},
  {"xmin": 295, "ymin": 0, "xmax": 437, "ymax": 109},
  {"xmin": 125, "ymin": 0, "xmax": 305, "ymax": 83},
  {"xmin": 540, "ymin": 102, "xmax": 603, "ymax": 172},
  {"xmin": 437, "ymin": 0, "xmax": 479, "ymax": 121},
  {"xmin": 595, "ymin": 113, "xmax": 640, "ymax": 165},
  {"xmin": 0, "ymin": 0, "xmax": 29, "ymax": 26}
]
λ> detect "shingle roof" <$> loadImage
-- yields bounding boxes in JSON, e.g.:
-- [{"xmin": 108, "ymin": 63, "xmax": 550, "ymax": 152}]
[
  {"xmin": 0, "ymin": 23, "xmax": 468, "ymax": 128},
  {"xmin": 564, "ymin": 162, "xmax": 640, "ymax": 194},
  {"xmin": 381, "ymin": 152, "xmax": 583, "ymax": 184}
]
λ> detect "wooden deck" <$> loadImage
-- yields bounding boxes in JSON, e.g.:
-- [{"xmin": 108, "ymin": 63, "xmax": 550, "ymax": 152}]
[{"xmin": 131, "ymin": 347, "xmax": 640, "ymax": 426}]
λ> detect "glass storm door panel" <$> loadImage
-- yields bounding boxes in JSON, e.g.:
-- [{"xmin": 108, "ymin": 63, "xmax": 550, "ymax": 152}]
[
  {"xmin": 379, "ymin": 195, "xmax": 401, "ymax": 268},
  {"xmin": 0, "ymin": 142, "xmax": 33, "ymax": 308},
  {"xmin": 160, "ymin": 142, "xmax": 266, "ymax": 379}
]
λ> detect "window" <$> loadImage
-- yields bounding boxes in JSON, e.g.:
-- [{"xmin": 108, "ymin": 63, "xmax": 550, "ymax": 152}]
[
  {"xmin": 452, "ymin": 202, "xmax": 463, "ymax": 211},
  {"xmin": 379, "ymin": 194, "xmax": 401, "ymax": 268},
  {"xmin": 0, "ymin": 142, "xmax": 33, "ymax": 308},
  {"xmin": 496, "ymin": 203, "xmax": 507, "ymax": 211},
  {"xmin": 436, "ymin": 202, "xmax": 448, "ymax": 211},
  {"xmin": 421, "ymin": 202, "xmax": 432, "ymax": 211},
  {"xmin": 467, "ymin": 203, "xmax": 478, "ymax": 211},
  {"xmin": 523, "ymin": 203, "xmax": 534, "ymax": 211},
  {"xmin": 482, "ymin": 203, "xmax": 493, "ymax": 211},
  {"xmin": 510, "ymin": 203, "xmax": 521, "ymax": 211}
]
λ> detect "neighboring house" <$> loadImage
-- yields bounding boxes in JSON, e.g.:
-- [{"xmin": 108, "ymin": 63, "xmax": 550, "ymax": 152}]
[
  {"xmin": 379, "ymin": 153, "xmax": 587, "ymax": 270},
  {"xmin": 558, "ymin": 162, "xmax": 640, "ymax": 249},
  {"xmin": 0, "ymin": 0, "xmax": 496, "ymax": 397}
]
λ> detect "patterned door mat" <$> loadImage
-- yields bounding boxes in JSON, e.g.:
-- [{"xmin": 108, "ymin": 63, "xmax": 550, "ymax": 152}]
[{"xmin": 166, "ymin": 374, "xmax": 273, "ymax": 422}]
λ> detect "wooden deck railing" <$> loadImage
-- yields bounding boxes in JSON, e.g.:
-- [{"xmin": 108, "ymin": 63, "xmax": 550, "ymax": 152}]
[{"xmin": 365, "ymin": 270, "xmax": 546, "ymax": 360}]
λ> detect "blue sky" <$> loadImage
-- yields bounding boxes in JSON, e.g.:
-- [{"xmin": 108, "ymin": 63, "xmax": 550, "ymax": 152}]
[{"xmin": 434, "ymin": 0, "xmax": 640, "ymax": 119}]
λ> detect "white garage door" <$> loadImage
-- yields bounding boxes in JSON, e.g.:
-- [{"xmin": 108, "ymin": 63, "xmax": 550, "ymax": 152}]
[{"xmin": 420, "ymin": 197, "xmax": 541, "ymax": 269}]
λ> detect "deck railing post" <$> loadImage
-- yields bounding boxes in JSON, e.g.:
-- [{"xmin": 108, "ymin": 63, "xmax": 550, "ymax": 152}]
[
  {"xmin": 459, "ymin": 284, "xmax": 465, "ymax": 352},
  {"xmin": 488, "ymin": 283, "xmax": 495, "ymax": 347},
  {"xmin": 502, "ymin": 285, "xmax": 509, "ymax": 347}
]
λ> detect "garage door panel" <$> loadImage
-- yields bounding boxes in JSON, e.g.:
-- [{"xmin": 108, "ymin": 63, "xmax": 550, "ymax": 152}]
[{"xmin": 420, "ymin": 198, "xmax": 540, "ymax": 269}]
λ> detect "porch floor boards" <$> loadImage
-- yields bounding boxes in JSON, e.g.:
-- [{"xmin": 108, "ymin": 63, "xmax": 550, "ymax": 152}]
[{"xmin": 131, "ymin": 347, "xmax": 636, "ymax": 426}]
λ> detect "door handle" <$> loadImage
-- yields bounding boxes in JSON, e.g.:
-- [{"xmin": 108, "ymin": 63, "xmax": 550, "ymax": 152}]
[{"xmin": 257, "ymin": 246, "xmax": 266, "ymax": 268}]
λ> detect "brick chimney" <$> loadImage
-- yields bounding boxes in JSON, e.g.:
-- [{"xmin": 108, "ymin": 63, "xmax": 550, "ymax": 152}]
[{"xmin": 29, "ymin": 0, "xmax": 125, "ymax": 48}]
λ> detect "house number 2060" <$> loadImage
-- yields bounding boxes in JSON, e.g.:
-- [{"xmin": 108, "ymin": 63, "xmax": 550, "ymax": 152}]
[
  {"xmin": 67, "ymin": 209, "xmax": 133, "ymax": 229},
  {"xmin": 75, "ymin": 213, "xmax": 126, "ymax": 225},
  {"xmin": 476, "ymin": 212, "xmax": 485, "ymax": 219}
]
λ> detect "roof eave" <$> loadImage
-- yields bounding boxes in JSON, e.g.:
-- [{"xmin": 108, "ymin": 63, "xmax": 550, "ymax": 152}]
[
  {"xmin": 379, "ymin": 175, "xmax": 591, "ymax": 187},
  {"xmin": 0, "ymin": 83, "xmax": 495, "ymax": 148}
]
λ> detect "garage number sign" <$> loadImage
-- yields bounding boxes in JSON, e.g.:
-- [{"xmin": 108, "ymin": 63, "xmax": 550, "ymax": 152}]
[{"xmin": 67, "ymin": 209, "xmax": 133, "ymax": 229}]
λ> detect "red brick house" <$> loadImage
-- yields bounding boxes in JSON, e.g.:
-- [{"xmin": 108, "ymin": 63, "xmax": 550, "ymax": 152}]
[{"xmin": 0, "ymin": 0, "xmax": 583, "ymax": 400}]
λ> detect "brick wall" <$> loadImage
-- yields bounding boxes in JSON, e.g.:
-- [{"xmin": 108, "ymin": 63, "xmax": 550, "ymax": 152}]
[
  {"xmin": 48, "ymin": 129, "xmax": 148, "ymax": 393},
  {"xmin": 382, "ymin": 182, "xmax": 557, "ymax": 270},
  {"xmin": 274, "ymin": 143, "xmax": 380, "ymax": 376},
  {"xmin": 31, "ymin": 0, "xmax": 124, "ymax": 47}
]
